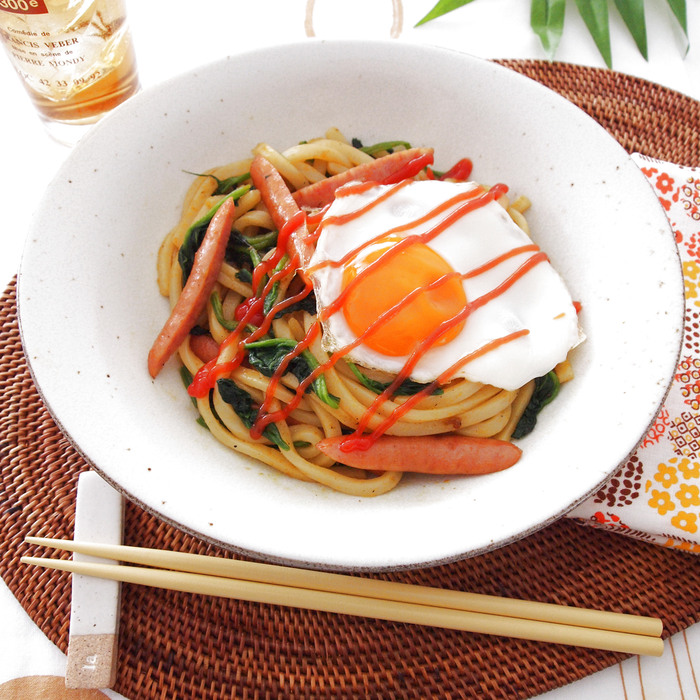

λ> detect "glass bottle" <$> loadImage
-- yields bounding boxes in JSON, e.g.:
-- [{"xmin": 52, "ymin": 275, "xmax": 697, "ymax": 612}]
[{"xmin": 0, "ymin": 0, "xmax": 139, "ymax": 144}]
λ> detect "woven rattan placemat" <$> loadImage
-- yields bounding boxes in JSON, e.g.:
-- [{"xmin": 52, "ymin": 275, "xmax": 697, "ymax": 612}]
[{"xmin": 2, "ymin": 61, "xmax": 699, "ymax": 699}]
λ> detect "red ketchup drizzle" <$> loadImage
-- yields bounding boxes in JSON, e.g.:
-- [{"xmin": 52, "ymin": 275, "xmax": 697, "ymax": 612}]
[
  {"xmin": 188, "ymin": 211, "xmax": 308, "ymax": 399},
  {"xmin": 251, "ymin": 209, "xmax": 305, "ymax": 293},
  {"xmin": 305, "ymin": 184, "xmax": 491, "ymax": 280},
  {"xmin": 187, "ymin": 268, "xmax": 312, "ymax": 398},
  {"xmin": 250, "ymin": 269, "xmax": 468, "ymax": 437},
  {"xmin": 340, "ymin": 252, "xmax": 548, "ymax": 451},
  {"xmin": 426, "ymin": 158, "xmax": 473, "ymax": 182},
  {"xmin": 234, "ymin": 297, "xmax": 265, "ymax": 327},
  {"xmin": 319, "ymin": 179, "xmax": 413, "ymax": 228},
  {"xmin": 339, "ymin": 329, "xmax": 530, "ymax": 453},
  {"xmin": 250, "ymin": 245, "xmax": 547, "ymax": 443},
  {"xmin": 440, "ymin": 158, "xmax": 474, "ymax": 181},
  {"xmin": 247, "ymin": 188, "xmax": 502, "ymax": 437},
  {"xmin": 252, "ymin": 237, "xmax": 546, "ymax": 450},
  {"xmin": 190, "ymin": 170, "xmax": 548, "ymax": 459}
]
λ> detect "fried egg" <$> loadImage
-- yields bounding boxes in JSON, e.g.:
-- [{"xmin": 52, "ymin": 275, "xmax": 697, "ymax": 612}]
[{"xmin": 306, "ymin": 179, "xmax": 582, "ymax": 391}]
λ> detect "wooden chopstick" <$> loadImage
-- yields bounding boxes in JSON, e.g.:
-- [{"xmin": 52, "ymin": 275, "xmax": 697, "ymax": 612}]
[
  {"xmin": 25, "ymin": 537, "xmax": 661, "ymax": 636},
  {"xmin": 22, "ymin": 537, "xmax": 665, "ymax": 657}
]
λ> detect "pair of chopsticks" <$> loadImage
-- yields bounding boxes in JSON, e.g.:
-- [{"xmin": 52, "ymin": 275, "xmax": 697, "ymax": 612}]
[{"xmin": 22, "ymin": 536, "xmax": 664, "ymax": 656}]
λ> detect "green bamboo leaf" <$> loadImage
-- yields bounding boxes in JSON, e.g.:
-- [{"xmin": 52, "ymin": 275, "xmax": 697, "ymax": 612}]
[
  {"xmin": 530, "ymin": 0, "xmax": 566, "ymax": 59},
  {"xmin": 614, "ymin": 0, "xmax": 647, "ymax": 59},
  {"xmin": 666, "ymin": 0, "xmax": 689, "ymax": 53},
  {"xmin": 574, "ymin": 0, "xmax": 612, "ymax": 68},
  {"xmin": 414, "ymin": 0, "xmax": 477, "ymax": 27},
  {"xmin": 666, "ymin": 0, "xmax": 687, "ymax": 33}
]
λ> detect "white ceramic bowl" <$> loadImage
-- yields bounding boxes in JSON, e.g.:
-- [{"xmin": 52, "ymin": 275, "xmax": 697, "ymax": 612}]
[{"xmin": 18, "ymin": 41, "xmax": 684, "ymax": 571}]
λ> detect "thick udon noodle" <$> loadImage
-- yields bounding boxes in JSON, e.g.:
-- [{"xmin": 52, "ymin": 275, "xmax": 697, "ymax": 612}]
[{"xmin": 155, "ymin": 129, "xmax": 551, "ymax": 497}]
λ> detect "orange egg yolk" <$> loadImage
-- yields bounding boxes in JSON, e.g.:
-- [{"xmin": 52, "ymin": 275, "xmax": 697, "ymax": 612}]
[{"xmin": 341, "ymin": 239, "xmax": 467, "ymax": 357}]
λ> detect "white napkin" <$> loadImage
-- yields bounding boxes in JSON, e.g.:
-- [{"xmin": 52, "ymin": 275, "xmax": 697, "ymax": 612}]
[{"xmin": 567, "ymin": 155, "xmax": 700, "ymax": 554}]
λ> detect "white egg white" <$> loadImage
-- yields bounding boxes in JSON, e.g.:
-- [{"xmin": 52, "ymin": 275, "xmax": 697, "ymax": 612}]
[{"xmin": 307, "ymin": 180, "xmax": 583, "ymax": 391}]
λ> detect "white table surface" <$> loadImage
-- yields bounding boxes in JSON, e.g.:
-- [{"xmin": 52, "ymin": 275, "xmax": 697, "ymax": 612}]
[{"xmin": 1, "ymin": 1, "xmax": 698, "ymax": 698}]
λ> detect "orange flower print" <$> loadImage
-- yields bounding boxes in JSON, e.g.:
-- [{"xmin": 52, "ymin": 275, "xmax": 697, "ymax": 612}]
[
  {"xmin": 685, "ymin": 260, "xmax": 700, "ymax": 278},
  {"xmin": 684, "ymin": 261, "xmax": 700, "ymax": 307},
  {"xmin": 677, "ymin": 458, "xmax": 700, "ymax": 480},
  {"xmin": 671, "ymin": 511, "xmax": 698, "ymax": 534},
  {"xmin": 640, "ymin": 166, "xmax": 658, "ymax": 179},
  {"xmin": 655, "ymin": 172, "xmax": 675, "ymax": 195},
  {"xmin": 676, "ymin": 483, "xmax": 700, "ymax": 508},
  {"xmin": 653, "ymin": 462, "xmax": 679, "ymax": 489},
  {"xmin": 648, "ymin": 489, "xmax": 675, "ymax": 515}
]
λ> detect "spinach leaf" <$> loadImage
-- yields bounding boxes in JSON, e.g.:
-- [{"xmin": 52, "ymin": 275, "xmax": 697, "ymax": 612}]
[
  {"xmin": 225, "ymin": 231, "xmax": 263, "ymax": 272},
  {"xmin": 227, "ymin": 230, "xmax": 278, "ymax": 258},
  {"xmin": 375, "ymin": 140, "xmax": 412, "ymax": 154},
  {"xmin": 178, "ymin": 220, "xmax": 209, "ymax": 282},
  {"xmin": 213, "ymin": 172, "xmax": 251, "ymax": 195},
  {"xmin": 346, "ymin": 361, "xmax": 443, "ymax": 397},
  {"xmin": 511, "ymin": 371, "xmax": 561, "ymax": 439},
  {"xmin": 244, "ymin": 230, "xmax": 279, "ymax": 251},
  {"xmin": 272, "ymin": 292, "xmax": 317, "ymax": 320},
  {"xmin": 184, "ymin": 170, "xmax": 251, "ymax": 195},
  {"xmin": 179, "ymin": 366, "xmax": 208, "ymax": 429},
  {"xmin": 216, "ymin": 378, "xmax": 289, "ymax": 450},
  {"xmin": 354, "ymin": 139, "xmax": 412, "ymax": 155},
  {"xmin": 263, "ymin": 255, "xmax": 288, "ymax": 315},
  {"xmin": 245, "ymin": 337, "xmax": 339, "ymax": 409},
  {"xmin": 235, "ymin": 268, "xmax": 253, "ymax": 284},
  {"xmin": 178, "ymin": 186, "xmax": 251, "ymax": 281}
]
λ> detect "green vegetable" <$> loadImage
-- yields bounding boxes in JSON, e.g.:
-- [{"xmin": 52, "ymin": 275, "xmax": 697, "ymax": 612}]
[
  {"xmin": 235, "ymin": 268, "xmax": 253, "ymax": 284},
  {"xmin": 224, "ymin": 231, "xmax": 267, "ymax": 273},
  {"xmin": 352, "ymin": 139, "xmax": 413, "ymax": 155},
  {"xmin": 228, "ymin": 229, "xmax": 278, "ymax": 253},
  {"xmin": 178, "ymin": 185, "xmax": 251, "ymax": 281},
  {"xmin": 511, "ymin": 371, "xmax": 560, "ymax": 439},
  {"xmin": 179, "ymin": 366, "xmax": 209, "ymax": 429},
  {"xmin": 245, "ymin": 337, "xmax": 340, "ymax": 409},
  {"xmin": 272, "ymin": 293, "xmax": 317, "ymax": 320},
  {"xmin": 263, "ymin": 255, "xmax": 289, "ymax": 315},
  {"xmin": 184, "ymin": 170, "xmax": 251, "ymax": 195},
  {"xmin": 346, "ymin": 361, "xmax": 443, "ymax": 398},
  {"xmin": 216, "ymin": 378, "xmax": 289, "ymax": 450},
  {"xmin": 210, "ymin": 291, "xmax": 237, "ymax": 331}
]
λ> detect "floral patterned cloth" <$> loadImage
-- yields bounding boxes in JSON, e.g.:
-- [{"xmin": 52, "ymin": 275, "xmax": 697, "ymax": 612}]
[{"xmin": 567, "ymin": 155, "xmax": 700, "ymax": 554}]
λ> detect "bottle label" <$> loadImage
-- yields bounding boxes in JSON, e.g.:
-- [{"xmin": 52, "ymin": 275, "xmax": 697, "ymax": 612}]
[
  {"xmin": 0, "ymin": 0, "xmax": 133, "ymax": 111},
  {"xmin": 0, "ymin": 0, "xmax": 49, "ymax": 15}
]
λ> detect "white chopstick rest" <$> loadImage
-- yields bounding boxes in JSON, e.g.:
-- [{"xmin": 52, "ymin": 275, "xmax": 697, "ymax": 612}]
[{"xmin": 65, "ymin": 471, "xmax": 124, "ymax": 689}]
